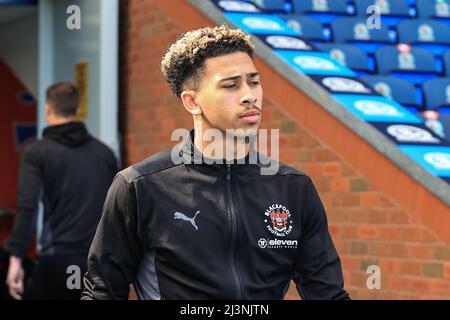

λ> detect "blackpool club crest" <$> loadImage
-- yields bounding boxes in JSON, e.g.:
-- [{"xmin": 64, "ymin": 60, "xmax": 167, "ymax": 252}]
[{"xmin": 264, "ymin": 204, "xmax": 293, "ymax": 237}]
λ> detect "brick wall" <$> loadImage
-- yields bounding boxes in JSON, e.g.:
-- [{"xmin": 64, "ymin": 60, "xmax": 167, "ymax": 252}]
[{"xmin": 120, "ymin": 0, "xmax": 450, "ymax": 299}]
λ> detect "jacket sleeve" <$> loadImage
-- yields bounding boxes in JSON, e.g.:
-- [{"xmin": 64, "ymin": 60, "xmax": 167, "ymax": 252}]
[
  {"xmin": 82, "ymin": 173, "xmax": 143, "ymax": 300},
  {"xmin": 4, "ymin": 145, "xmax": 42, "ymax": 258},
  {"xmin": 292, "ymin": 177, "xmax": 349, "ymax": 300}
]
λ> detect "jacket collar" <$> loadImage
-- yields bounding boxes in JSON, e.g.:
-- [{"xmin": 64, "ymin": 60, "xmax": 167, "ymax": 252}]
[{"xmin": 177, "ymin": 129, "xmax": 260, "ymax": 172}]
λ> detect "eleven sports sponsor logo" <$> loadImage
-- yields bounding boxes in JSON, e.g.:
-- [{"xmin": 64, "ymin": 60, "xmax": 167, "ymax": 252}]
[
  {"xmin": 258, "ymin": 237, "xmax": 298, "ymax": 249},
  {"xmin": 259, "ymin": 203, "xmax": 298, "ymax": 249}
]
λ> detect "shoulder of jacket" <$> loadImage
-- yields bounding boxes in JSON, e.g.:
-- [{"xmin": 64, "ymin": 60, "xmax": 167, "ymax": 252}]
[
  {"xmin": 258, "ymin": 153, "xmax": 307, "ymax": 177},
  {"xmin": 118, "ymin": 148, "xmax": 178, "ymax": 183},
  {"xmin": 89, "ymin": 138, "xmax": 117, "ymax": 157},
  {"xmin": 22, "ymin": 139, "xmax": 50, "ymax": 157}
]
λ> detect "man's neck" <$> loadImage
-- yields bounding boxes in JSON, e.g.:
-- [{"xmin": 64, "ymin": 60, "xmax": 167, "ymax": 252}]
[
  {"xmin": 193, "ymin": 121, "xmax": 250, "ymax": 161},
  {"xmin": 47, "ymin": 117, "xmax": 77, "ymax": 127}
]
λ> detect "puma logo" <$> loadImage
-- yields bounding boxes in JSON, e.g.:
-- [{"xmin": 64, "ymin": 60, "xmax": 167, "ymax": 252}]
[{"xmin": 174, "ymin": 211, "xmax": 200, "ymax": 231}]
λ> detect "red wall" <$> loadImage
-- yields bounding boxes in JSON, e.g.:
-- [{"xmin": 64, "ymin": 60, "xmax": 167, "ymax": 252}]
[{"xmin": 0, "ymin": 59, "xmax": 36, "ymax": 209}]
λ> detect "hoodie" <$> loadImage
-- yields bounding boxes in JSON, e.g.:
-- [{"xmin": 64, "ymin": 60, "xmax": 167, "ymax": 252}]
[{"xmin": 4, "ymin": 122, "xmax": 118, "ymax": 258}]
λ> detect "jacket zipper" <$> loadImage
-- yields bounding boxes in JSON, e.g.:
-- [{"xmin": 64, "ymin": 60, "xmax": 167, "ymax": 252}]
[{"xmin": 226, "ymin": 164, "xmax": 243, "ymax": 299}]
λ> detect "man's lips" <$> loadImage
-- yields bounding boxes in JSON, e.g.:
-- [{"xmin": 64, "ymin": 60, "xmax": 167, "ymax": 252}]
[{"xmin": 239, "ymin": 109, "xmax": 261, "ymax": 123}]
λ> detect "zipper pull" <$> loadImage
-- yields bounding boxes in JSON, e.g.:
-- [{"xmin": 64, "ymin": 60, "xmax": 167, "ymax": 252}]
[{"xmin": 227, "ymin": 164, "xmax": 231, "ymax": 180}]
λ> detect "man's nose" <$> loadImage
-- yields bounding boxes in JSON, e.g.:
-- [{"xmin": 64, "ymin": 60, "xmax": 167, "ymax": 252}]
[{"xmin": 240, "ymin": 85, "xmax": 257, "ymax": 107}]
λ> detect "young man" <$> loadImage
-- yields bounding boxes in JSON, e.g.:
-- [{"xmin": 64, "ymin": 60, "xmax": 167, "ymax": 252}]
[
  {"xmin": 5, "ymin": 83, "xmax": 117, "ymax": 300},
  {"xmin": 82, "ymin": 25, "xmax": 349, "ymax": 300}
]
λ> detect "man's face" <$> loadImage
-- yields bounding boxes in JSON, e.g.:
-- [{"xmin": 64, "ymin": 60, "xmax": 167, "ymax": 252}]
[{"xmin": 194, "ymin": 51, "xmax": 263, "ymax": 135}]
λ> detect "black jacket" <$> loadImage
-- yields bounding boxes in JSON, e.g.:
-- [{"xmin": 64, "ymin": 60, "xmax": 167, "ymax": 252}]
[
  {"xmin": 4, "ymin": 121, "xmax": 117, "ymax": 258},
  {"xmin": 82, "ymin": 131, "xmax": 348, "ymax": 300}
]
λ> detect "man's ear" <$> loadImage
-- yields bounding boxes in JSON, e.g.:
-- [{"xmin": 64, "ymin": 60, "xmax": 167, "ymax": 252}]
[
  {"xmin": 44, "ymin": 103, "xmax": 52, "ymax": 116},
  {"xmin": 180, "ymin": 91, "xmax": 202, "ymax": 115}
]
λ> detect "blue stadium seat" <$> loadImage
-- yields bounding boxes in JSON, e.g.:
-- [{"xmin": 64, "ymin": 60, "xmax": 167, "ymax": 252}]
[
  {"xmin": 331, "ymin": 17, "xmax": 392, "ymax": 53},
  {"xmin": 315, "ymin": 43, "xmax": 372, "ymax": 74},
  {"xmin": 361, "ymin": 75, "xmax": 422, "ymax": 109},
  {"xmin": 374, "ymin": 45, "xmax": 438, "ymax": 85},
  {"xmin": 279, "ymin": 14, "xmax": 326, "ymax": 41},
  {"xmin": 251, "ymin": 0, "xmax": 287, "ymax": 13},
  {"xmin": 355, "ymin": 0, "xmax": 410, "ymax": 16},
  {"xmin": 442, "ymin": 50, "xmax": 450, "ymax": 76},
  {"xmin": 435, "ymin": 110, "xmax": 450, "ymax": 140},
  {"xmin": 423, "ymin": 78, "xmax": 450, "ymax": 109},
  {"xmin": 354, "ymin": 0, "xmax": 411, "ymax": 27},
  {"xmin": 416, "ymin": 0, "xmax": 450, "ymax": 20},
  {"xmin": 292, "ymin": 0, "xmax": 350, "ymax": 24},
  {"xmin": 397, "ymin": 20, "xmax": 450, "ymax": 56}
]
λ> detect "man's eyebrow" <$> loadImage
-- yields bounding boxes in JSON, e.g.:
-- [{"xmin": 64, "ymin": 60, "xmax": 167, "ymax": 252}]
[{"xmin": 219, "ymin": 72, "xmax": 260, "ymax": 82}]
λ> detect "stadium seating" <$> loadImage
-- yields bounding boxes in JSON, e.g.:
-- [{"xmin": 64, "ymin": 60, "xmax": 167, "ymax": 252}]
[
  {"xmin": 423, "ymin": 78, "xmax": 450, "ymax": 109},
  {"xmin": 354, "ymin": 0, "xmax": 412, "ymax": 27},
  {"xmin": 291, "ymin": 0, "xmax": 350, "ymax": 24},
  {"xmin": 442, "ymin": 49, "xmax": 450, "ymax": 76},
  {"xmin": 416, "ymin": 0, "xmax": 450, "ymax": 20},
  {"xmin": 315, "ymin": 43, "xmax": 373, "ymax": 74},
  {"xmin": 252, "ymin": 0, "xmax": 287, "ymax": 13},
  {"xmin": 213, "ymin": 0, "xmax": 450, "ymax": 182},
  {"xmin": 397, "ymin": 19, "xmax": 450, "ymax": 55},
  {"xmin": 214, "ymin": 0, "xmax": 262, "ymax": 13},
  {"xmin": 254, "ymin": 34, "xmax": 315, "ymax": 51},
  {"xmin": 279, "ymin": 14, "xmax": 326, "ymax": 41},
  {"xmin": 331, "ymin": 17, "xmax": 392, "ymax": 53},
  {"xmin": 374, "ymin": 45, "xmax": 438, "ymax": 84},
  {"xmin": 361, "ymin": 75, "xmax": 421, "ymax": 109}
]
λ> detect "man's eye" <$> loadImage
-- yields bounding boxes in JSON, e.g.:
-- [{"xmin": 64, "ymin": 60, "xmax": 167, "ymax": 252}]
[
  {"xmin": 249, "ymin": 81, "xmax": 260, "ymax": 86},
  {"xmin": 223, "ymin": 84, "xmax": 237, "ymax": 88}
]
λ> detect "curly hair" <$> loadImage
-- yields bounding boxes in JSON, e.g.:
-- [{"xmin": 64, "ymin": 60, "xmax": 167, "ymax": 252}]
[{"xmin": 161, "ymin": 24, "xmax": 255, "ymax": 97}]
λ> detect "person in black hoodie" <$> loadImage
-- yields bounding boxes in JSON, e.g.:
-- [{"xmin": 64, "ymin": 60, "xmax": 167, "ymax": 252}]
[{"xmin": 4, "ymin": 82, "xmax": 118, "ymax": 300}]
